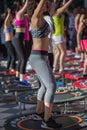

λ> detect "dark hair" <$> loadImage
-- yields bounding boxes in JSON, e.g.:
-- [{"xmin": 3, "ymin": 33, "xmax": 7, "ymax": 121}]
[
  {"xmin": 0, "ymin": 18, "xmax": 4, "ymax": 27},
  {"xmin": 13, "ymin": 1, "xmax": 22, "ymax": 12},
  {"xmin": 54, "ymin": 0, "xmax": 63, "ymax": 11},
  {"xmin": 27, "ymin": 0, "xmax": 38, "ymax": 22}
]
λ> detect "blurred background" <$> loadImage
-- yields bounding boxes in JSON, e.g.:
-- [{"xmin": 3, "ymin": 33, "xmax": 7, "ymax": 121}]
[{"xmin": 0, "ymin": 0, "xmax": 87, "ymax": 15}]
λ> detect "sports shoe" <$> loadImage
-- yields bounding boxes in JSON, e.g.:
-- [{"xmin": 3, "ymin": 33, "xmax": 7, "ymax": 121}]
[
  {"xmin": 4, "ymin": 70, "xmax": 16, "ymax": 75},
  {"xmin": 9, "ymin": 70, "xmax": 16, "ymax": 75},
  {"xmin": 30, "ymin": 112, "xmax": 44, "ymax": 120},
  {"xmin": 83, "ymin": 74, "xmax": 87, "ymax": 77},
  {"xmin": 41, "ymin": 117, "xmax": 62, "ymax": 129},
  {"xmin": 14, "ymin": 77, "xmax": 19, "ymax": 82},
  {"xmin": 18, "ymin": 80, "xmax": 31, "ymax": 87},
  {"xmin": 24, "ymin": 75, "xmax": 29, "ymax": 80},
  {"xmin": 53, "ymin": 68, "xmax": 58, "ymax": 73}
]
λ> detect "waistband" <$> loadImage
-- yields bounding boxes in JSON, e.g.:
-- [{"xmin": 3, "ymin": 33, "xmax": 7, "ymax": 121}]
[
  {"xmin": 5, "ymin": 40, "xmax": 12, "ymax": 43},
  {"xmin": 15, "ymin": 25, "xmax": 25, "ymax": 28},
  {"xmin": 31, "ymin": 50, "xmax": 48, "ymax": 55}
]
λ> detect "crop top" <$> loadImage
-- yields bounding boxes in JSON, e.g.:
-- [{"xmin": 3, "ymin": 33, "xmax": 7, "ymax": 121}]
[
  {"xmin": 52, "ymin": 15, "xmax": 64, "ymax": 36},
  {"xmin": 14, "ymin": 15, "xmax": 30, "ymax": 41},
  {"xmin": 81, "ymin": 21, "xmax": 87, "ymax": 39},
  {"xmin": 4, "ymin": 25, "xmax": 13, "ymax": 33},
  {"xmin": 30, "ymin": 20, "xmax": 50, "ymax": 38}
]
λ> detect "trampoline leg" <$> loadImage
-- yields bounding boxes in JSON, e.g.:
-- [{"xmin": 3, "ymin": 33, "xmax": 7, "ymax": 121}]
[
  {"xmin": 23, "ymin": 103, "xmax": 26, "ymax": 110},
  {"xmin": 18, "ymin": 101, "xmax": 22, "ymax": 115},
  {"xmin": 65, "ymin": 79, "xmax": 68, "ymax": 89},
  {"xmin": 15, "ymin": 91, "xmax": 18, "ymax": 103},
  {"xmin": 62, "ymin": 75, "xmax": 65, "ymax": 87},
  {"xmin": 64, "ymin": 103, "xmax": 67, "ymax": 114},
  {"xmin": 84, "ymin": 98, "xmax": 86, "ymax": 112}
]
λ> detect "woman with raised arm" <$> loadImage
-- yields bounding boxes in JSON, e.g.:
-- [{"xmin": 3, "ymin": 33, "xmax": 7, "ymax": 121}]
[
  {"xmin": 4, "ymin": 8, "xmax": 16, "ymax": 74},
  {"xmin": 52, "ymin": 0, "xmax": 73, "ymax": 72},
  {"xmin": 77, "ymin": 11, "xmax": 87, "ymax": 77},
  {"xmin": 27, "ymin": 0, "xmax": 62, "ymax": 129},
  {"xmin": 12, "ymin": 0, "xmax": 30, "ymax": 86}
]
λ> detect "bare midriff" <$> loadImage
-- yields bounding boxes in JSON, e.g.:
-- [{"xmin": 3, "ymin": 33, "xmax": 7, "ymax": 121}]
[
  {"xmin": 32, "ymin": 38, "xmax": 49, "ymax": 51},
  {"xmin": 15, "ymin": 27, "xmax": 25, "ymax": 33},
  {"xmin": 5, "ymin": 32, "xmax": 13, "ymax": 41}
]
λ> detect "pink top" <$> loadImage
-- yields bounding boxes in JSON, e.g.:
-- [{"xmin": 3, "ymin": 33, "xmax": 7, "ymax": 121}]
[{"xmin": 14, "ymin": 15, "xmax": 30, "ymax": 41}]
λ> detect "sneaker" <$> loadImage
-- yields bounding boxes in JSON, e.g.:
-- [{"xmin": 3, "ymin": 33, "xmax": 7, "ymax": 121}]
[
  {"xmin": 53, "ymin": 68, "xmax": 58, "ymax": 73},
  {"xmin": 83, "ymin": 74, "xmax": 87, "ymax": 77},
  {"xmin": 14, "ymin": 77, "xmax": 19, "ymax": 82},
  {"xmin": 74, "ymin": 54, "xmax": 81, "ymax": 59},
  {"xmin": 30, "ymin": 112, "xmax": 44, "ymax": 120},
  {"xmin": 4, "ymin": 70, "xmax": 16, "ymax": 75},
  {"xmin": 24, "ymin": 75, "xmax": 29, "ymax": 80},
  {"xmin": 59, "ymin": 69, "xmax": 64, "ymax": 73},
  {"xmin": 41, "ymin": 117, "xmax": 62, "ymax": 130},
  {"xmin": 18, "ymin": 80, "xmax": 31, "ymax": 87},
  {"xmin": 9, "ymin": 70, "xmax": 16, "ymax": 75}
]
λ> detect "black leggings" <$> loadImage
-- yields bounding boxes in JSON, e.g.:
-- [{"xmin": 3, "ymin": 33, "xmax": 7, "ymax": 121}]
[
  {"xmin": 25, "ymin": 40, "xmax": 32, "ymax": 60},
  {"xmin": 12, "ymin": 33, "xmax": 27, "ymax": 74},
  {"xmin": 5, "ymin": 41, "xmax": 16, "ymax": 70}
]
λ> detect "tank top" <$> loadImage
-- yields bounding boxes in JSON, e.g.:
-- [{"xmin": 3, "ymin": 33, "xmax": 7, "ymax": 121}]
[
  {"xmin": 81, "ymin": 20, "xmax": 87, "ymax": 40},
  {"xmin": 30, "ymin": 20, "xmax": 50, "ymax": 38},
  {"xmin": 4, "ymin": 25, "xmax": 13, "ymax": 33},
  {"xmin": 52, "ymin": 15, "xmax": 64, "ymax": 36},
  {"xmin": 14, "ymin": 15, "xmax": 30, "ymax": 41}
]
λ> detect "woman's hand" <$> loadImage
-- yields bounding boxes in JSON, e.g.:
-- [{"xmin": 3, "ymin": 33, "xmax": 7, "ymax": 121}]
[
  {"xmin": 77, "ymin": 44, "xmax": 81, "ymax": 53},
  {"xmin": 7, "ymin": 8, "xmax": 11, "ymax": 14}
]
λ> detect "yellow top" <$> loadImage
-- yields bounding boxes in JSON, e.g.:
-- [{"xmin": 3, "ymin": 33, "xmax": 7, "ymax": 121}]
[{"xmin": 52, "ymin": 15, "xmax": 64, "ymax": 36}]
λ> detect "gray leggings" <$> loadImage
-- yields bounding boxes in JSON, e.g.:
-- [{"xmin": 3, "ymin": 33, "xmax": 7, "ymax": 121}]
[{"xmin": 29, "ymin": 54, "xmax": 56, "ymax": 103}]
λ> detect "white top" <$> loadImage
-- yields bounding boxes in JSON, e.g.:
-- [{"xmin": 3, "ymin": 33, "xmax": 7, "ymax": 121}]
[{"xmin": 44, "ymin": 15, "xmax": 54, "ymax": 53}]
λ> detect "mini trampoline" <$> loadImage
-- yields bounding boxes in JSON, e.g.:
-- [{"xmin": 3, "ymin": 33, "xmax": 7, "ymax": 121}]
[
  {"xmin": 64, "ymin": 66, "xmax": 82, "ymax": 72},
  {"xmin": 65, "ymin": 71, "xmax": 84, "ymax": 81},
  {"xmin": 0, "ymin": 78, "xmax": 39, "ymax": 93},
  {"xmin": 4, "ymin": 112, "xmax": 87, "ymax": 130},
  {"xmin": 73, "ymin": 79, "xmax": 87, "ymax": 89},
  {"xmin": 18, "ymin": 90, "xmax": 87, "ymax": 114},
  {"xmin": 64, "ymin": 61, "xmax": 80, "ymax": 67},
  {"xmin": 0, "ymin": 76, "xmax": 39, "ymax": 103}
]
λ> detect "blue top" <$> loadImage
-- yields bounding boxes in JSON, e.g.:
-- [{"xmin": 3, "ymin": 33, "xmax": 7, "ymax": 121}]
[
  {"xmin": 30, "ymin": 20, "xmax": 50, "ymax": 38},
  {"xmin": 4, "ymin": 25, "xmax": 13, "ymax": 33}
]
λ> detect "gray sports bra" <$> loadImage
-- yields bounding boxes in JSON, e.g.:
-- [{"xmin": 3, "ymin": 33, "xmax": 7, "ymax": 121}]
[{"xmin": 30, "ymin": 20, "xmax": 50, "ymax": 38}]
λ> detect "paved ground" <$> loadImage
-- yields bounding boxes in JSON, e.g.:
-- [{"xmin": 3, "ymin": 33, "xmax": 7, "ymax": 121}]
[{"xmin": 0, "ymin": 92, "xmax": 36, "ymax": 130}]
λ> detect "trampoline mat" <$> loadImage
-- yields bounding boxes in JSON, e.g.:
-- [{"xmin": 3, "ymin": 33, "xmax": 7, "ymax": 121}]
[
  {"xmin": 18, "ymin": 91, "xmax": 87, "ymax": 104},
  {"xmin": 4, "ymin": 112, "xmax": 87, "ymax": 130}
]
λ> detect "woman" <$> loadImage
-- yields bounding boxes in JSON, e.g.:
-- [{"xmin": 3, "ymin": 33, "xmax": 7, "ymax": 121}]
[
  {"xmin": 44, "ymin": 1, "xmax": 54, "ymax": 69},
  {"xmin": 12, "ymin": 0, "xmax": 30, "ymax": 86},
  {"xmin": 77, "ymin": 11, "xmax": 87, "ymax": 77},
  {"xmin": 74, "ymin": 8, "xmax": 85, "ymax": 60},
  {"xmin": 52, "ymin": 0, "xmax": 73, "ymax": 72},
  {"xmin": 4, "ymin": 8, "xmax": 16, "ymax": 74},
  {"xmin": 28, "ymin": 0, "xmax": 62, "ymax": 129}
]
